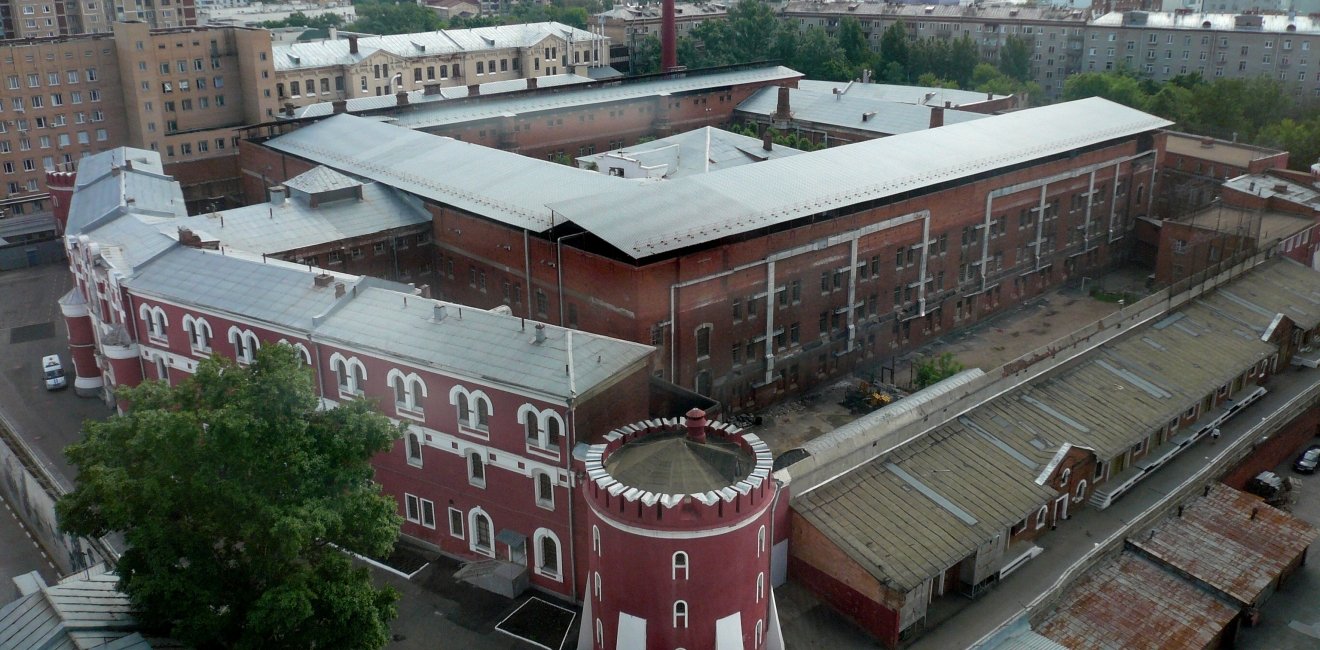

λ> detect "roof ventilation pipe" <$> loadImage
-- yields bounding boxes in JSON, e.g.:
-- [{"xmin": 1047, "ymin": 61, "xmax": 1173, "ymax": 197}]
[
  {"xmin": 685, "ymin": 407, "xmax": 708, "ymax": 444},
  {"xmin": 534, "ymin": 323, "xmax": 546, "ymax": 344}
]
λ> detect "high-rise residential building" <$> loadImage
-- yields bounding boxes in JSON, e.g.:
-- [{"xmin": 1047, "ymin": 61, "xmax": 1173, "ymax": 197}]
[
  {"xmin": 1084, "ymin": 11, "xmax": 1320, "ymax": 98},
  {"xmin": 0, "ymin": 33, "xmax": 125, "ymax": 218},
  {"xmin": 1, "ymin": 0, "xmax": 193, "ymax": 39},
  {"xmin": 0, "ymin": 22, "xmax": 272, "ymax": 219}
]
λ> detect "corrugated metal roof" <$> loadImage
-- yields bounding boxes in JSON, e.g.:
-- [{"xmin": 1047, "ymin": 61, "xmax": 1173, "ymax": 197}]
[
  {"xmin": 576, "ymin": 126, "xmax": 806, "ymax": 179},
  {"xmin": 1092, "ymin": 10, "xmax": 1320, "ymax": 34},
  {"xmin": 548, "ymin": 98, "xmax": 1172, "ymax": 258},
  {"xmin": 292, "ymin": 73, "xmax": 594, "ymax": 119},
  {"xmin": 794, "ymin": 79, "xmax": 1007, "ymax": 108},
  {"xmin": 66, "ymin": 149, "xmax": 186, "ymax": 235},
  {"xmin": 162, "ymin": 183, "xmax": 428, "ymax": 257},
  {"xmin": 1130, "ymin": 483, "xmax": 1319, "ymax": 606},
  {"xmin": 387, "ymin": 65, "xmax": 803, "ymax": 130},
  {"xmin": 272, "ymin": 22, "xmax": 605, "ymax": 71},
  {"xmin": 0, "ymin": 573, "xmax": 161, "ymax": 650},
  {"xmin": 1035, "ymin": 553, "xmax": 1238, "ymax": 650},
  {"xmin": 735, "ymin": 85, "xmax": 988, "ymax": 136},
  {"xmin": 793, "ymin": 258, "xmax": 1319, "ymax": 591}
]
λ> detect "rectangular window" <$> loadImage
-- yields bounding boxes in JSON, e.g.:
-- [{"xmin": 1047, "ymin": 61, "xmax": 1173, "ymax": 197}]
[
  {"xmin": 404, "ymin": 494, "xmax": 420, "ymax": 523},
  {"xmin": 420, "ymin": 499, "xmax": 436, "ymax": 528},
  {"xmin": 448, "ymin": 508, "xmax": 464, "ymax": 538}
]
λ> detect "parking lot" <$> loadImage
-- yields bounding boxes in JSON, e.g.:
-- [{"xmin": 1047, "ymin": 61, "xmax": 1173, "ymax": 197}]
[
  {"xmin": 0, "ymin": 264, "xmax": 113, "ymax": 492},
  {"xmin": 1238, "ymin": 437, "xmax": 1320, "ymax": 649}
]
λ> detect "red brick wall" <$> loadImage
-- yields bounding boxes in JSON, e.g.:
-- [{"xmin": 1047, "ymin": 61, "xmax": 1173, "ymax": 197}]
[
  {"xmin": 1222, "ymin": 405, "xmax": 1320, "ymax": 489},
  {"xmin": 788, "ymin": 511, "xmax": 901, "ymax": 648}
]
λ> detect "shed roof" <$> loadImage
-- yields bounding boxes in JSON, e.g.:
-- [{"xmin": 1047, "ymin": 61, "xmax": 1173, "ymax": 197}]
[
  {"xmin": 792, "ymin": 257, "xmax": 1319, "ymax": 592},
  {"xmin": 1035, "ymin": 553, "xmax": 1238, "ymax": 650},
  {"xmin": 0, "ymin": 572, "xmax": 172, "ymax": 649},
  {"xmin": 793, "ymin": 80, "xmax": 1008, "ymax": 108},
  {"xmin": 291, "ymin": 73, "xmax": 594, "ymax": 119},
  {"xmin": 1164, "ymin": 132, "xmax": 1284, "ymax": 168},
  {"xmin": 1129, "ymin": 483, "xmax": 1319, "ymax": 605}
]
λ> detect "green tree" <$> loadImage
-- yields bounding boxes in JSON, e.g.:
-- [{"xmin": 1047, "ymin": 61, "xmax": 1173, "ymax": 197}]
[
  {"xmin": 1259, "ymin": 117, "xmax": 1320, "ymax": 173},
  {"xmin": 998, "ymin": 34, "xmax": 1031, "ymax": 82},
  {"xmin": 836, "ymin": 16, "xmax": 871, "ymax": 71},
  {"xmin": 347, "ymin": 0, "xmax": 441, "ymax": 35},
  {"xmin": 631, "ymin": 34, "xmax": 661, "ymax": 74},
  {"xmin": 914, "ymin": 352, "xmax": 965, "ymax": 389},
  {"xmin": 726, "ymin": 0, "xmax": 778, "ymax": 62},
  {"xmin": 879, "ymin": 21, "xmax": 910, "ymax": 78},
  {"xmin": 946, "ymin": 34, "xmax": 979, "ymax": 88},
  {"xmin": 58, "ymin": 346, "xmax": 405, "ymax": 649},
  {"xmin": 1061, "ymin": 71, "xmax": 1149, "ymax": 108},
  {"xmin": 790, "ymin": 26, "xmax": 850, "ymax": 81}
]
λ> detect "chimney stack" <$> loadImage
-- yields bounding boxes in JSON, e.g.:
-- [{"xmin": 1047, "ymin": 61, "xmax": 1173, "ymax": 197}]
[
  {"xmin": 178, "ymin": 227, "xmax": 202, "ymax": 248},
  {"xmin": 929, "ymin": 106, "xmax": 945, "ymax": 129},
  {"xmin": 762, "ymin": 131, "xmax": 772, "ymax": 152},
  {"xmin": 684, "ymin": 407, "xmax": 708, "ymax": 444},
  {"xmin": 283, "ymin": 102, "xmax": 295, "ymax": 117},
  {"xmin": 268, "ymin": 186, "xmax": 287, "ymax": 205},
  {"xmin": 334, "ymin": 282, "xmax": 346, "ymax": 298},
  {"xmin": 396, "ymin": 90, "xmax": 409, "ymax": 107},
  {"xmin": 661, "ymin": 0, "xmax": 677, "ymax": 71},
  {"xmin": 434, "ymin": 304, "xmax": 448, "ymax": 321},
  {"xmin": 534, "ymin": 323, "xmax": 546, "ymax": 344},
  {"xmin": 314, "ymin": 273, "xmax": 334, "ymax": 288},
  {"xmin": 348, "ymin": 35, "xmax": 359, "ymax": 55},
  {"xmin": 468, "ymin": 83, "xmax": 481, "ymax": 97},
  {"xmin": 775, "ymin": 85, "xmax": 791, "ymax": 119},
  {"xmin": 332, "ymin": 99, "xmax": 348, "ymax": 114},
  {"xmin": 527, "ymin": 76, "xmax": 538, "ymax": 90}
]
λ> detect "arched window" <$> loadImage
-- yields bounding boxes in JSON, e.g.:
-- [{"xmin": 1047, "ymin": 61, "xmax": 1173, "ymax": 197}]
[
  {"xmin": 469, "ymin": 509, "xmax": 493, "ymax": 556},
  {"xmin": 389, "ymin": 370, "xmax": 426, "ymax": 414},
  {"xmin": 331, "ymin": 354, "xmax": 364, "ymax": 394},
  {"xmin": 758, "ymin": 525, "xmax": 766, "ymax": 557},
  {"xmin": 672, "ymin": 551, "xmax": 689, "ymax": 580},
  {"xmin": 535, "ymin": 471, "xmax": 554, "ymax": 509},
  {"xmin": 756, "ymin": 572, "xmax": 765, "ymax": 603},
  {"xmin": 594, "ymin": 619, "xmax": 603, "ymax": 646},
  {"xmin": 524, "ymin": 413, "xmax": 540, "ymax": 442},
  {"xmin": 406, "ymin": 432, "xmax": 423, "ymax": 467},
  {"xmin": 593, "ymin": 572, "xmax": 601, "ymax": 600},
  {"xmin": 592, "ymin": 525, "xmax": 601, "ymax": 556},
  {"xmin": 468, "ymin": 451, "xmax": 485, "ymax": 488},
  {"xmin": 457, "ymin": 393, "xmax": 471, "ymax": 423},
  {"xmin": 673, "ymin": 601, "xmax": 688, "ymax": 629},
  {"xmin": 534, "ymin": 529, "xmax": 561, "ymax": 580},
  {"xmin": 154, "ymin": 355, "xmax": 168, "ymax": 382},
  {"xmin": 229, "ymin": 327, "xmax": 259, "ymax": 364},
  {"xmin": 756, "ymin": 619, "xmax": 764, "ymax": 646},
  {"xmin": 140, "ymin": 304, "xmax": 168, "ymax": 341},
  {"xmin": 474, "ymin": 394, "xmax": 490, "ymax": 430},
  {"xmin": 1075, "ymin": 479, "xmax": 1088, "ymax": 502},
  {"xmin": 184, "ymin": 315, "xmax": 211, "ymax": 352},
  {"xmin": 545, "ymin": 416, "xmax": 561, "ymax": 446}
]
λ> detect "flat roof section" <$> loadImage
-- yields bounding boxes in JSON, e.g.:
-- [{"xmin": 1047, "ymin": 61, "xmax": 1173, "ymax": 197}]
[{"xmin": 1165, "ymin": 132, "xmax": 1285, "ymax": 169}]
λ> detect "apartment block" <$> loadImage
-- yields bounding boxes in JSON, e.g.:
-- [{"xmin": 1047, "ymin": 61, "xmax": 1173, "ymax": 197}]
[
  {"xmin": 1, "ymin": 0, "xmax": 192, "ymax": 39},
  {"xmin": 0, "ymin": 33, "xmax": 125, "ymax": 218},
  {"xmin": 1085, "ymin": 11, "xmax": 1320, "ymax": 98},
  {"xmin": 271, "ymin": 23, "xmax": 608, "ymax": 110},
  {"xmin": 781, "ymin": 3, "xmax": 1089, "ymax": 99},
  {"xmin": 111, "ymin": 21, "xmax": 276, "ymax": 206},
  {"xmin": 0, "ymin": 22, "xmax": 273, "ymax": 220},
  {"xmin": 1, "ymin": 0, "xmax": 67, "ymax": 38}
]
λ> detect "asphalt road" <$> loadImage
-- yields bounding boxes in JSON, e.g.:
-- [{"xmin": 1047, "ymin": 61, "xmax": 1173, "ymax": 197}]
[
  {"xmin": 0, "ymin": 264, "xmax": 113, "ymax": 492},
  {"xmin": 0, "ymin": 491, "xmax": 59, "ymax": 595}
]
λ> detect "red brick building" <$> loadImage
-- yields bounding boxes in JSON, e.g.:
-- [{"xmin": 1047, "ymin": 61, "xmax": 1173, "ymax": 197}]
[{"xmin": 244, "ymin": 96, "xmax": 1172, "ymax": 411}]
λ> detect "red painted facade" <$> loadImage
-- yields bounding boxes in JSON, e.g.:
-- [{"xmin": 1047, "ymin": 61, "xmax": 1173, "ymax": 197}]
[{"xmin": 582, "ymin": 412, "xmax": 781, "ymax": 649}]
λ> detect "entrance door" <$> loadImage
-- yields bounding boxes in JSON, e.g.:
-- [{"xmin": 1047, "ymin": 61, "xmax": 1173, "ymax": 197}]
[{"xmin": 1053, "ymin": 494, "xmax": 1069, "ymax": 527}]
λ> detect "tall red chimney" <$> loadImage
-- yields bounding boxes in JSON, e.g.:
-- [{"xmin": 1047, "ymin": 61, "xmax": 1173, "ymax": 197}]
[
  {"xmin": 661, "ymin": 0, "xmax": 676, "ymax": 71},
  {"xmin": 684, "ymin": 407, "xmax": 708, "ymax": 444}
]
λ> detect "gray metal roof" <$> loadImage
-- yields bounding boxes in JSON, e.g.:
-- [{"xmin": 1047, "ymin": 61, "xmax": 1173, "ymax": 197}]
[
  {"xmin": 291, "ymin": 73, "xmax": 594, "ymax": 119},
  {"xmin": 283, "ymin": 165, "xmax": 362, "ymax": 195},
  {"xmin": 1092, "ymin": 10, "xmax": 1320, "ymax": 34},
  {"xmin": 0, "ymin": 572, "xmax": 161, "ymax": 650},
  {"xmin": 66, "ymin": 147, "xmax": 654, "ymax": 402},
  {"xmin": 549, "ymin": 97, "xmax": 1172, "ymax": 258},
  {"xmin": 312, "ymin": 287, "xmax": 653, "ymax": 400},
  {"xmin": 162, "ymin": 183, "xmax": 428, "ymax": 257},
  {"xmin": 269, "ymin": 98, "xmax": 1169, "ymax": 259},
  {"xmin": 272, "ymin": 22, "xmax": 605, "ymax": 71},
  {"xmin": 575, "ymin": 126, "xmax": 806, "ymax": 179},
  {"xmin": 735, "ymin": 84, "xmax": 988, "ymax": 137},
  {"xmin": 794, "ymin": 79, "xmax": 1008, "ymax": 109},
  {"xmin": 387, "ymin": 65, "xmax": 803, "ymax": 130},
  {"xmin": 794, "ymin": 257, "xmax": 1320, "ymax": 592},
  {"xmin": 265, "ymin": 114, "xmax": 625, "ymax": 232},
  {"xmin": 66, "ymin": 149, "xmax": 186, "ymax": 235}
]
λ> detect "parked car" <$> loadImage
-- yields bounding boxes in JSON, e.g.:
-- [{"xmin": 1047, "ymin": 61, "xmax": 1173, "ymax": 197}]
[
  {"xmin": 41, "ymin": 355, "xmax": 66, "ymax": 391},
  {"xmin": 1294, "ymin": 446, "xmax": 1320, "ymax": 474}
]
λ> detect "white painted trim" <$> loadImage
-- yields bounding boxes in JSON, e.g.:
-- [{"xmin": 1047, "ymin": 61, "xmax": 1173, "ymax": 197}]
[{"xmin": 588, "ymin": 494, "xmax": 775, "ymax": 540}]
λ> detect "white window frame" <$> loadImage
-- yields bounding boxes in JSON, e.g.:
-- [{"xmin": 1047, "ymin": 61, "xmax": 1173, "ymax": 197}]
[
  {"xmin": 228, "ymin": 327, "xmax": 260, "ymax": 365},
  {"xmin": 405, "ymin": 432, "xmax": 423, "ymax": 467},
  {"xmin": 534, "ymin": 470, "xmax": 555, "ymax": 510},
  {"xmin": 467, "ymin": 450, "xmax": 486, "ymax": 488},
  {"xmin": 183, "ymin": 314, "xmax": 211, "ymax": 354},
  {"xmin": 448, "ymin": 507, "xmax": 464, "ymax": 539},
  {"xmin": 1035, "ymin": 505, "xmax": 1048, "ymax": 529},
  {"xmin": 420, "ymin": 498, "xmax": 436, "ymax": 529},
  {"xmin": 533, "ymin": 528, "xmax": 562, "ymax": 581},
  {"xmin": 330, "ymin": 352, "xmax": 366, "ymax": 396},
  {"xmin": 388, "ymin": 369, "xmax": 427, "ymax": 418},
  {"xmin": 469, "ymin": 508, "xmax": 494, "ymax": 557},
  {"xmin": 673, "ymin": 601, "xmax": 688, "ymax": 629},
  {"xmin": 672, "ymin": 551, "xmax": 689, "ymax": 580},
  {"xmin": 404, "ymin": 493, "xmax": 420, "ymax": 523},
  {"xmin": 138, "ymin": 303, "xmax": 168, "ymax": 343}
]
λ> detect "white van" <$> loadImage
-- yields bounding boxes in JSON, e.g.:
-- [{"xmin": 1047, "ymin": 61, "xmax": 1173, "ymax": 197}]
[{"xmin": 42, "ymin": 355, "xmax": 67, "ymax": 391}]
